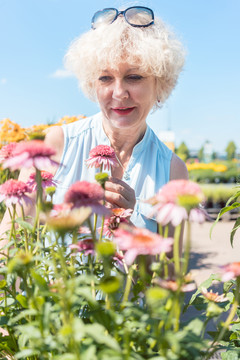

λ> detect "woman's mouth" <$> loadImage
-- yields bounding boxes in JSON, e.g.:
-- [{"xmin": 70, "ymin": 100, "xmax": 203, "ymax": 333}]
[{"xmin": 112, "ymin": 107, "xmax": 135, "ymax": 115}]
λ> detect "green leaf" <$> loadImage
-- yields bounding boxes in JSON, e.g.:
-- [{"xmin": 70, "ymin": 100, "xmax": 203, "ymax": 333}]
[
  {"xmin": 15, "ymin": 349, "xmax": 40, "ymax": 359},
  {"xmin": 0, "ymin": 297, "xmax": 15, "ymax": 308},
  {"xmin": 16, "ymin": 294, "xmax": 28, "ymax": 308},
  {"xmin": 30, "ymin": 269, "xmax": 48, "ymax": 290},
  {"xmin": 8, "ymin": 309, "xmax": 37, "ymax": 325},
  {"xmin": 0, "ymin": 280, "xmax": 7, "ymax": 289},
  {"xmin": 80, "ymin": 345, "xmax": 97, "ymax": 360},
  {"xmin": 188, "ymin": 274, "xmax": 221, "ymax": 305},
  {"xmin": 15, "ymin": 219, "xmax": 34, "ymax": 232},
  {"xmin": 0, "ymin": 315, "xmax": 8, "ymax": 326},
  {"xmin": 53, "ymin": 355, "xmax": 78, "ymax": 360},
  {"xmin": 85, "ymin": 324, "xmax": 121, "ymax": 351},
  {"xmin": 221, "ymin": 350, "xmax": 240, "ymax": 360},
  {"xmin": 230, "ymin": 217, "xmax": 240, "ymax": 247},
  {"xmin": 210, "ymin": 202, "xmax": 240, "ymax": 239}
]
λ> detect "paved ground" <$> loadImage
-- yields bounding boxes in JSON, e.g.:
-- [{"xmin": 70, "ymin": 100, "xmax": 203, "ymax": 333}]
[
  {"xmin": 188, "ymin": 220, "xmax": 240, "ymax": 285},
  {"xmin": 182, "ymin": 219, "xmax": 240, "ymax": 354}
]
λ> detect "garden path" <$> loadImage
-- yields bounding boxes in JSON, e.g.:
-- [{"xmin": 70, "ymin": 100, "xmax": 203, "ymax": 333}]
[{"xmin": 189, "ymin": 220, "xmax": 240, "ymax": 285}]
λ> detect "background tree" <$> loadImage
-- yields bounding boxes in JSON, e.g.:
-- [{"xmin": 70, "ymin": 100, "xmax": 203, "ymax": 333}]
[
  {"xmin": 198, "ymin": 146, "xmax": 204, "ymax": 162},
  {"xmin": 225, "ymin": 141, "xmax": 237, "ymax": 160},
  {"xmin": 176, "ymin": 141, "xmax": 190, "ymax": 162}
]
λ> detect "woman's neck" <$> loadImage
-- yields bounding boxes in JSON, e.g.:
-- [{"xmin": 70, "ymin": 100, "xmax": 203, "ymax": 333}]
[{"xmin": 102, "ymin": 120, "xmax": 147, "ymax": 179}]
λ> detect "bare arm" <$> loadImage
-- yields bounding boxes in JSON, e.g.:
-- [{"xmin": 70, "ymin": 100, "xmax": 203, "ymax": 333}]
[
  {"xmin": 167, "ymin": 152, "xmax": 189, "ymax": 261},
  {"xmin": 170, "ymin": 153, "xmax": 189, "ymax": 181}
]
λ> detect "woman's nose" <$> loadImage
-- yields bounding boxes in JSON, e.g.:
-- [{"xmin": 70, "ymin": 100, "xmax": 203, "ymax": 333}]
[{"xmin": 112, "ymin": 80, "xmax": 129, "ymax": 100}]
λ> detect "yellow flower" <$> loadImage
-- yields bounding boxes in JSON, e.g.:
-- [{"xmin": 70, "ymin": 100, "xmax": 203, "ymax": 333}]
[{"xmin": 186, "ymin": 162, "xmax": 227, "ymax": 172}]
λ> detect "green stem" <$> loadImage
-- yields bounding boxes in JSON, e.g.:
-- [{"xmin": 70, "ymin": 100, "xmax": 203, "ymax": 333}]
[
  {"xmin": 9, "ymin": 205, "xmax": 17, "ymax": 247},
  {"xmin": 88, "ymin": 255, "xmax": 96, "ymax": 300},
  {"xmin": 173, "ymin": 224, "xmax": 182, "ymax": 277},
  {"xmin": 182, "ymin": 220, "xmax": 191, "ymax": 276},
  {"xmin": 93, "ymin": 214, "xmax": 98, "ymax": 234},
  {"xmin": 99, "ymin": 215, "xmax": 105, "ymax": 242},
  {"xmin": 122, "ymin": 266, "xmax": 134, "ymax": 305},
  {"xmin": 87, "ymin": 218, "xmax": 97, "ymax": 243},
  {"xmin": 21, "ymin": 205, "xmax": 29, "ymax": 252}
]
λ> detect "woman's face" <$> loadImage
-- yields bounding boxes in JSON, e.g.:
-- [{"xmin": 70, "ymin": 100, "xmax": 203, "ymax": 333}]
[{"xmin": 95, "ymin": 63, "xmax": 157, "ymax": 132}]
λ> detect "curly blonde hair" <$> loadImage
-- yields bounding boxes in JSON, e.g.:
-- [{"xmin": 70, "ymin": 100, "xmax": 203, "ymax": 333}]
[{"xmin": 64, "ymin": 14, "xmax": 185, "ymax": 107}]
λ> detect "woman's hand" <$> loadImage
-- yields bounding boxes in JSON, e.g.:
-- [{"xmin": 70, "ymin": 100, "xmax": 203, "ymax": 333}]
[{"xmin": 104, "ymin": 177, "xmax": 136, "ymax": 210}]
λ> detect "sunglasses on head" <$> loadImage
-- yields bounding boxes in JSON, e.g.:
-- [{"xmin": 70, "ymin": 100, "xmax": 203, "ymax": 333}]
[{"xmin": 91, "ymin": 6, "xmax": 154, "ymax": 30}]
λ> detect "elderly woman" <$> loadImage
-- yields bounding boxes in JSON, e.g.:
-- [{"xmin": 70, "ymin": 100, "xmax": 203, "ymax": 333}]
[
  {"xmin": 1, "ymin": 6, "xmax": 188, "ymax": 235},
  {"xmin": 45, "ymin": 6, "xmax": 188, "ymax": 232}
]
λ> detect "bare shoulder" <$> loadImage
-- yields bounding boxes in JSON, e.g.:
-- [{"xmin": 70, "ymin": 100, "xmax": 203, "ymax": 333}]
[
  {"xmin": 170, "ymin": 153, "xmax": 189, "ymax": 180},
  {"xmin": 44, "ymin": 126, "xmax": 64, "ymax": 164}
]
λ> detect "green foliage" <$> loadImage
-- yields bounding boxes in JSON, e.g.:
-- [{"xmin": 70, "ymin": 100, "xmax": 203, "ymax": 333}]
[
  {"xmin": 176, "ymin": 142, "xmax": 190, "ymax": 162},
  {"xmin": 200, "ymin": 184, "xmax": 240, "ymax": 208},
  {"xmin": 1, "ymin": 170, "xmax": 240, "ymax": 359},
  {"xmin": 225, "ymin": 141, "xmax": 237, "ymax": 160}
]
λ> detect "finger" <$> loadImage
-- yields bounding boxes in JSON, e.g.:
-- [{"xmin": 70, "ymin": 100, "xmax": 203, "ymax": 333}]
[{"xmin": 104, "ymin": 190, "xmax": 129, "ymax": 209}]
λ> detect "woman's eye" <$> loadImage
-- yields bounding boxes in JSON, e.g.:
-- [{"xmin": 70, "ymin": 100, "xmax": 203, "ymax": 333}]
[
  {"xmin": 98, "ymin": 76, "xmax": 112, "ymax": 83},
  {"xmin": 127, "ymin": 75, "xmax": 143, "ymax": 81}
]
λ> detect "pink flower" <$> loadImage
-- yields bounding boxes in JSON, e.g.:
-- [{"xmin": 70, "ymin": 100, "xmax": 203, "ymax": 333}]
[
  {"xmin": 201, "ymin": 287, "xmax": 228, "ymax": 303},
  {"xmin": 148, "ymin": 180, "xmax": 205, "ymax": 226},
  {"xmin": 0, "ymin": 142, "xmax": 17, "ymax": 163},
  {"xmin": 78, "ymin": 226, "xmax": 91, "ymax": 234},
  {"xmin": 221, "ymin": 262, "xmax": 240, "ymax": 281},
  {"xmin": 3, "ymin": 140, "xmax": 59, "ymax": 170},
  {"xmin": 101, "ymin": 208, "xmax": 133, "ymax": 237},
  {"xmin": 64, "ymin": 180, "xmax": 110, "ymax": 216},
  {"xmin": 69, "ymin": 239, "xmax": 95, "ymax": 256},
  {"xmin": 153, "ymin": 202, "xmax": 188, "ymax": 227},
  {"xmin": 0, "ymin": 179, "xmax": 32, "ymax": 207},
  {"xmin": 113, "ymin": 226, "xmax": 173, "ymax": 265},
  {"xmin": 52, "ymin": 203, "xmax": 73, "ymax": 215},
  {"xmin": 154, "ymin": 278, "xmax": 196, "ymax": 292},
  {"xmin": 86, "ymin": 145, "xmax": 119, "ymax": 170},
  {"xmin": 27, "ymin": 171, "xmax": 58, "ymax": 192},
  {"xmin": 189, "ymin": 207, "xmax": 206, "ymax": 224},
  {"xmin": 46, "ymin": 207, "xmax": 92, "ymax": 234}
]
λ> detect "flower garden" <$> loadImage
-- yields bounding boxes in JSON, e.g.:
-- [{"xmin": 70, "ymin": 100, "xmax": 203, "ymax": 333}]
[{"xmin": 0, "ymin": 117, "xmax": 240, "ymax": 359}]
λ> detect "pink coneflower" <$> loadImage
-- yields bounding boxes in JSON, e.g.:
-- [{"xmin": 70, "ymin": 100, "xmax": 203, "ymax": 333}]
[
  {"xmin": 3, "ymin": 140, "xmax": 59, "ymax": 170},
  {"xmin": 113, "ymin": 226, "xmax": 173, "ymax": 265},
  {"xmin": 0, "ymin": 179, "xmax": 32, "ymax": 207},
  {"xmin": 27, "ymin": 171, "xmax": 58, "ymax": 192},
  {"xmin": 78, "ymin": 226, "xmax": 91, "ymax": 234},
  {"xmin": 0, "ymin": 142, "xmax": 17, "ymax": 163},
  {"xmin": 86, "ymin": 145, "xmax": 119, "ymax": 171},
  {"xmin": 64, "ymin": 180, "xmax": 110, "ymax": 216},
  {"xmin": 46, "ymin": 207, "xmax": 92, "ymax": 234},
  {"xmin": 148, "ymin": 180, "xmax": 206, "ymax": 226},
  {"xmin": 201, "ymin": 287, "xmax": 228, "ymax": 303},
  {"xmin": 101, "ymin": 208, "xmax": 133, "ymax": 237},
  {"xmin": 154, "ymin": 278, "xmax": 196, "ymax": 293},
  {"xmin": 69, "ymin": 239, "xmax": 95, "ymax": 256},
  {"xmin": 221, "ymin": 262, "xmax": 240, "ymax": 281}
]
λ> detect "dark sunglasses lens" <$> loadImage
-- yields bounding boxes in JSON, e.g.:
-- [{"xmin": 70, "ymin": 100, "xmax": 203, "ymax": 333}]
[
  {"xmin": 125, "ymin": 7, "xmax": 153, "ymax": 26},
  {"xmin": 92, "ymin": 9, "xmax": 118, "ymax": 29}
]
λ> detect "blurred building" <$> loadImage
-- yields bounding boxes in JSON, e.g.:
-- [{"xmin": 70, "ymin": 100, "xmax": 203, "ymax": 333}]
[{"xmin": 203, "ymin": 141, "xmax": 214, "ymax": 163}]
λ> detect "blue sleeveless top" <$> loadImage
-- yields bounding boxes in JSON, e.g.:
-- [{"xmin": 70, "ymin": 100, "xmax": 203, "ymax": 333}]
[{"xmin": 53, "ymin": 113, "xmax": 172, "ymax": 232}]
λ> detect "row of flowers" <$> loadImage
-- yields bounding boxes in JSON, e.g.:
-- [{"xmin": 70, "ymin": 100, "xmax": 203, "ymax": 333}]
[
  {"xmin": 186, "ymin": 162, "xmax": 228, "ymax": 172},
  {"xmin": 0, "ymin": 139, "xmax": 240, "ymax": 359},
  {"xmin": 0, "ymin": 117, "xmax": 83, "ymax": 146}
]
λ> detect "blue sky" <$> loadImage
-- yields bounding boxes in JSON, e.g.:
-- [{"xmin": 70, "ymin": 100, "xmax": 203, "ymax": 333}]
[{"xmin": 0, "ymin": 0, "xmax": 239, "ymax": 153}]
